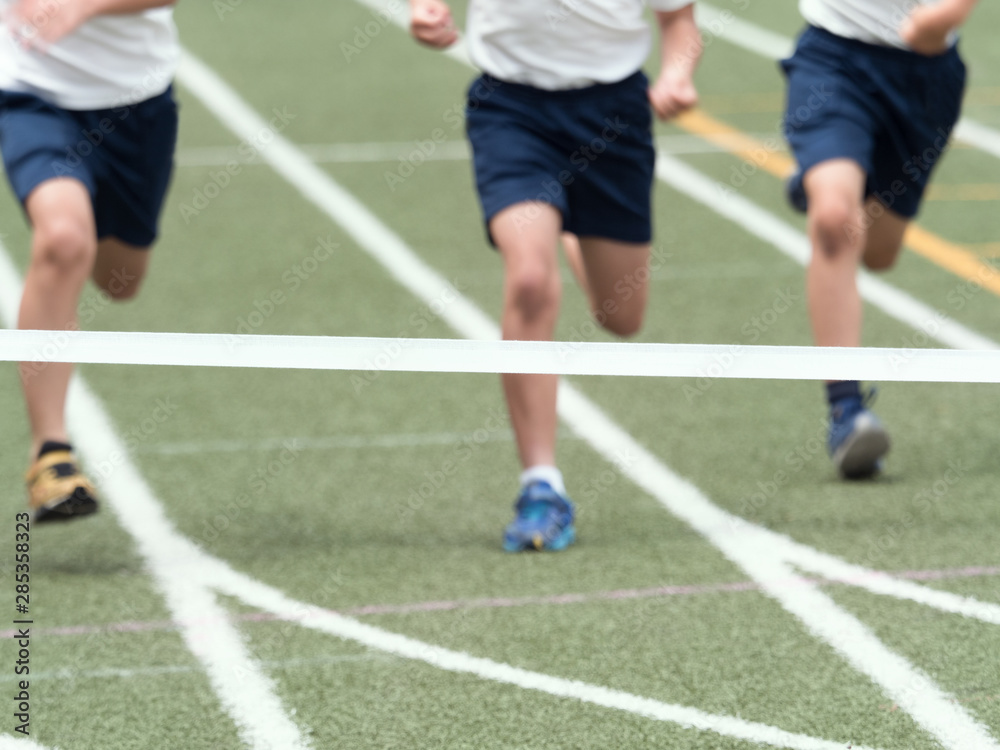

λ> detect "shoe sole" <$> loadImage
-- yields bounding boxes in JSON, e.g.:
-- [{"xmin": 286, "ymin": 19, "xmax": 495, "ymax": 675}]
[
  {"xmin": 833, "ymin": 423, "xmax": 890, "ymax": 479},
  {"xmin": 34, "ymin": 487, "xmax": 99, "ymax": 523},
  {"xmin": 503, "ymin": 524, "xmax": 576, "ymax": 553}
]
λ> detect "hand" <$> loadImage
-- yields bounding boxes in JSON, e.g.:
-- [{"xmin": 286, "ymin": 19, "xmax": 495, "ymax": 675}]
[
  {"xmin": 3, "ymin": 0, "xmax": 90, "ymax": 50},
  {"xmin": 410, "ymin": 0, "xmax": 457, "ymax": 49},
  {"xmin": 648, "ymin": 68, "xmax": 698, "ymax": 121},
  {"xmin": 900, "ymin": 5, "xmax": 951, "ymax": 55}
]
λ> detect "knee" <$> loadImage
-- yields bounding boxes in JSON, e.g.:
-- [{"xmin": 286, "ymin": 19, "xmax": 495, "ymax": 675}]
[
  {"xmin": 862, "ymin": 249, "xmax": 900, "ymax": 272},
  {"xmin": 96, "ymin": 268, "xmax": 145, "ymax": 301},
  {"xmin": 599, "ymin": 310, "xmax": 643, "ymax": 338},
  {"xmin": 31, "ymin": 219, "xmax": 95, "ymax": 276},
  {"xmin": 810, "ymin": 198, "xmax": 863, "ymax": 257},
  {"xmin": 508, "ymin": 266, "xmax": 559, "ymax": 320}
]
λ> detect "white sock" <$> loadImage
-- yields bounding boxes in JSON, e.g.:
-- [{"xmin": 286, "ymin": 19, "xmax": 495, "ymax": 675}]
[{"xmin": 520, "ymin": 465, "xmax": 566, "ymax": 495}]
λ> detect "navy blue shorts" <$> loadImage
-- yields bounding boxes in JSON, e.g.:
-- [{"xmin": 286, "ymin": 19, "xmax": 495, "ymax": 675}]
[
  {"xmin": 0, "ymin": 86, "xmax": 178, "ymax": 247},
  {"xmin": 466, "ymin": 71, "xmax": 655, "ymax": 245},
  {"xmin": 781, "ymin": 26, "xmax": 966, "ymax": 218}
]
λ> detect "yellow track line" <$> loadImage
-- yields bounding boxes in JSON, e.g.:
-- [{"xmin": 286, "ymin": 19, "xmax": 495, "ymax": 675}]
[
  {"xmin": 925, "ymin": 183, "xmax": 1000, "ymax": 201},
  {"xmin": 673, "ymin": 109, "xmax": 1000, "ymax": 297}
]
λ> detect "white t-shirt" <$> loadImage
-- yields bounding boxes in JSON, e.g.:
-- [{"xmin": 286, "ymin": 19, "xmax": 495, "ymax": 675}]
[
  {"xmin": 0, "ymin": 4, "xmax": 178, "ymax": 110},
  {"xmin": 800, "ymin": 0, "xmax": 944, "ymax": 49},
  {"xmin": 466, "ymin": 0, "xmax": 694, "ymax": 91}
]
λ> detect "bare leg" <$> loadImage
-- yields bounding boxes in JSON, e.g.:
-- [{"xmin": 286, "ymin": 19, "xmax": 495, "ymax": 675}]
[
  {"xmin": 577, "ymin": 236, "xmax": 651, "ymax": 337},
  {"xmin": 803, "ymin": 159, "xmax": 868, "ymax": 348},
  {"xmin": 19, "ymin": 179, "xmax": 97, "ymax": 458},
  {"xmin": 491, "ymin": 202, "xmax": 563, "ymax": 470},
  {"xmin": 803, "ymin": 161, "xmax": 891, "ymax": 477},
  {"xmin": 92, "ymin": 237, "xmax": 151, "ymax": 300},
  {"xmin": 560, "ymin": 232, "xmax": 590, "ymax": 301},
  {"xmin": 861, "ymin": 198, "xmax": 909, "ymax": 271}
]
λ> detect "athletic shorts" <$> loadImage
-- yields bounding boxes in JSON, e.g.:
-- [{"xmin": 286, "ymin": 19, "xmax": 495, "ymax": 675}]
[
  {"xmin": 781, "ymin": 26, "xmax": 966, "ymax": 218},
  {"xmin": 466, "ymin": 71, "xmax": 655, "ymax": 245},
  {"xmin": 0, "ymin": 85, "xmax": 179, "ymax": 247}
]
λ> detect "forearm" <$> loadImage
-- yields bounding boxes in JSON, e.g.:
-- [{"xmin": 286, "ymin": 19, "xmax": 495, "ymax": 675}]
[
  {"xmin": 656, "ymin": 5, "xmax": 701, "ymax": 81},
  {"xmin": 918, "ymin": 0, "xmax": 978, "ymax": 33},
  {"xmin": 81, "ymin": 0, "xmax": 176, "ymax": 16}
]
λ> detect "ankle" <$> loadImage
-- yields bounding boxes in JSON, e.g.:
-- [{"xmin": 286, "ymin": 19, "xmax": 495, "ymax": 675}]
[{"xmin": 520, "ymin": 465, "xmax": 565, "ymax": 495}]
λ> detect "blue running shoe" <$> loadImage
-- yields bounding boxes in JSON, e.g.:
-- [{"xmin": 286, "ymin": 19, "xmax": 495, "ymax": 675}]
[
  {"xmin": 502, "ymin": 481, "xmax": 576, "ymax": 552},
  {"xmin": 828, "ymin": 390, "xmax": 890, "ymax": 479},
  {"xmin": 786, "ymin": 170, "xmax": 808, "ymax": 214}
]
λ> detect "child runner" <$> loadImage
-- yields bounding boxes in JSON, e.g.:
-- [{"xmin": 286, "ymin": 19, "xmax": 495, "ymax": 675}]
[
  {"xmin": 1, "ymin": 0, "xmax": 180, "ymax": 520},
  {"xmin": 782, "ymin": 0, "xmax": 978, "ymax": 478},
  {"xmin": 410, "ymin": 0, "xmax": 700, "ymax": 550}
]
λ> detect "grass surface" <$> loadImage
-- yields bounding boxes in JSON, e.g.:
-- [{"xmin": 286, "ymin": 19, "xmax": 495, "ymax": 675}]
[{"xmin": 2, "ymin": 1, "xmax": 1000, "ymax": 748}]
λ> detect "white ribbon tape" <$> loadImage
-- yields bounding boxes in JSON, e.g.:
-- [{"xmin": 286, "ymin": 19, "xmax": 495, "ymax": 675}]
[{"xmin": 2, "ymin": 329, "xmax": 1000, "ymax": 383}]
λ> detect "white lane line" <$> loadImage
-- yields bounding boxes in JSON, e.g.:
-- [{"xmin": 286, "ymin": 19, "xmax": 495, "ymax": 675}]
[
  {"xmin": 696, "ymin": 2, "xmax": 1000, "ymax": 160},
  {"xmin": 175, "ymin": 140, "xmax": 470, "ymax": 167},
  {"xmin": 208, "ymin": 563, "xmax": 885, "ymax": 750},
  {"xmin": 778, "ymin": 540, "xmax": 1000, "ymax": 626},
  {"xmin": 173, "ymin": 135, "xmax": 784, "ymax": 168},
  {"xmin": 0, "ymin": 268, "xmax": 876, "ymax": 750},
  {"xmin": 0, "ymin": 738, "xmax": 60, "ymax": 750},
  {"xmin": 556, "ymin": 386, "xmax": 1000, "ymax": 750},
  {"xmin": 655, "ymin": 153, "xmax": 1000, "ymax": 351},
  {"xmin": 0, "ymin": 254, "xmax": 309, "ymax": 749},
  {"xmin": 181, "ymin": 34, "xmax": 1000, "ymax": 749},
  {"xmin": 0, "ymin": 89, "xmax": 888, "ymax": 750}
]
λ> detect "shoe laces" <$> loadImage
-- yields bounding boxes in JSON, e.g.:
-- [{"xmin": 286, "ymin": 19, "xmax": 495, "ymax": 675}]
[
  {"xmin": 831, "ymin": 386, "xmax": 878, "ymax": 423},
  {"xmin": 516, "ymin": 482, "xmax": 565, "ymax": 520}
]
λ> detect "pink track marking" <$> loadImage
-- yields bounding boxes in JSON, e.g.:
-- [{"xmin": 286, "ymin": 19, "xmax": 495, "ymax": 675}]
[{"xmin": 7, "ymin": 565, "xmax": 999, "ymax": 640}]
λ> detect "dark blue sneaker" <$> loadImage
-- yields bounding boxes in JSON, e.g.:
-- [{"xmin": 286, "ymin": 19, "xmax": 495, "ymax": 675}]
[
  {"xmin": 786, "ymin": 170, "xmax": 808, "ymax": 214},
  {"xmin": 828, "ymin": 390, "xmax": 890, "ymax": 479},
  {"xmin": 502, "ymin": 481, "xmax": 576, "ymax": 552}
]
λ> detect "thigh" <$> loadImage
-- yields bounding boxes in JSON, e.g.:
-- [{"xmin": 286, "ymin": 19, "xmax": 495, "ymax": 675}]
[
  {"xmin": 490, "ymin": 202, "xmax": 563, "ymax": 286},
  {"xmin": 861, "ymin": 200, "xmax": 909, "ymax": 270},
  {"xmin": 92, "ymin": 237, "xmax": 150, "ymax": 298},
  {"xmin": 579, "ymin": 237, "xmax": 650, "ymax": 325}
]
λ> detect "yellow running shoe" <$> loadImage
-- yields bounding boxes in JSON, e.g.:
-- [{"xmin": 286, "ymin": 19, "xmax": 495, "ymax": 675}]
[{"xmin": 25, "ymin": 448, "xmax": 99, "ymax": 523}]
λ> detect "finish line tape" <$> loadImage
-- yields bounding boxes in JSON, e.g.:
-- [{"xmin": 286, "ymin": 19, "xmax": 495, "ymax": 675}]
[{"xmin": 2, "ymin": 330, "xmax": 1000, "ymax": 383}]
